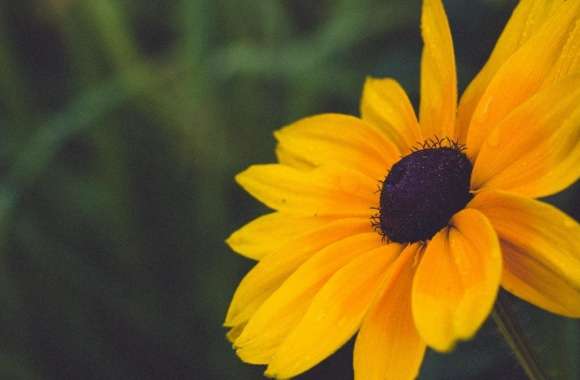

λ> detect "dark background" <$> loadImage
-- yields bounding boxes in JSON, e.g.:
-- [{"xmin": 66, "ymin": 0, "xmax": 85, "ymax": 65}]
[{"xmin": 0, "ymin": 0, "xmax": 578, "ymax": 379}]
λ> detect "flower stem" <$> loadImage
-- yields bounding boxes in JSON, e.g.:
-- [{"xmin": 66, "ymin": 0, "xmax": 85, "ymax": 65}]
[{"xmin": 492, "ymin": 294, "xmax": 548, "ymax": 380}]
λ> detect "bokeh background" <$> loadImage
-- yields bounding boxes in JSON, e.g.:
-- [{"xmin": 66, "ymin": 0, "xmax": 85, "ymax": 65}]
[{"xmin": 0, "ymin": 0, "xmax": 578, "ymax": 379}]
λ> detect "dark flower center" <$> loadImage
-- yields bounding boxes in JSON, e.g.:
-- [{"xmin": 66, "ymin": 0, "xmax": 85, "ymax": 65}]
[{"xmin": 374, "ymin": 141, "xmax": 473, "ymax": 244}]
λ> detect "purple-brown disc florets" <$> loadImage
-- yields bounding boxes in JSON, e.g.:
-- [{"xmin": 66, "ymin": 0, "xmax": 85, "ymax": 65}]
[{"xmin": 374, "ymin": 139, "xmax": 473, "ymax": 244}]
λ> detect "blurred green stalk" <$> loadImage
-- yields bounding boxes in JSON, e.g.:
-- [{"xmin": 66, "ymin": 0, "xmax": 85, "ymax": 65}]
[{"xmin": 493, "ymin": 294, "xmax": 548, "ymax": 380}]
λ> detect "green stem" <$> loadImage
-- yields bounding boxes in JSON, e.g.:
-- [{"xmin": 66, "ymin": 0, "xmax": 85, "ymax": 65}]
[{"xmin": 492, "ymin": 295, "xmax": 548, "ymax": 380}]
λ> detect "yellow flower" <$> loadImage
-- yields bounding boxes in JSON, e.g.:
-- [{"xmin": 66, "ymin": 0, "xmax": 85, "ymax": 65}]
[{"xmin": 225, "ymin": 0, "xmax": 580, "ymax": 378}]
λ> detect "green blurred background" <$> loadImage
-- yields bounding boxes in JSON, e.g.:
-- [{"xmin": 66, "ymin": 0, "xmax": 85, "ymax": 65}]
[{"xmin": 0, "ymin": 0, "xmax": 578, "ymax": 379}]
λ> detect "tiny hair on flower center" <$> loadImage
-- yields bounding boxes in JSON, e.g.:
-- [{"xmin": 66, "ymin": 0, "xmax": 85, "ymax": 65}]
[{"xmin": 373, "ymin": 137, "xmax": 473, "ymax": 244}]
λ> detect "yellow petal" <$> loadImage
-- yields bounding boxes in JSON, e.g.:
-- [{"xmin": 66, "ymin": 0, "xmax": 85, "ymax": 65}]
[
  {"xmin": 501, "ymin": 241, "xmax": 580, "ymax": 318},
  {"xmin": 274, "ymin": 114, "xmax": 398, "ymax": 181},
  {"xmin": 226, "ymin": 323, "xmax": 246, "ymax": 344},
  {"xmin": 224, "ymin": 217, "xmax": 371, "ymax": 328},
  {"xmin": 468, "ymin": 191, "xmax": 580, "ymax": 317},
  {"xmin": 353, "ymin": 244, "xmax": 426, "ymax": 380},
  {"xmin": 360, "ymin": 77, "xmax": 422, "ymax": 154},
  {"xmin": 545, "ymin": 15, "xmax": 580, "ymax": 83},
  {"xmin": 466, "ymin": 0, "xmax": 580, "ymax": 158},
  {"xmin": 457, "ymin": 0, "xmax": 566, "ymax": 142},
  {"xmin": 412, "ymin": 209, "xmax": 502, "ymax": 352},
  {"xmin": 236, "ymin": 164, "xmax": 378, "ymax": 217},
  {"xmin": 471, "ymin": 76, "xmax": 580, "ymax": 197},
  {"xmin": 265, "ymin": 243, "xmax": 397, "ymax": 378},
  {"xmin": 419, "ymin": 0, "xmax": 457, "ymax": 140},
  {"xmin": 234, "ymin": 233, "xmax": 389, "ymax": 365},
  {"xmin": 275, "ymin": 143, "xmax": 314, "ymax": 170},
  {"xmin": 226, "ymin": 212, "xmax": 335, "ymax": 260}
]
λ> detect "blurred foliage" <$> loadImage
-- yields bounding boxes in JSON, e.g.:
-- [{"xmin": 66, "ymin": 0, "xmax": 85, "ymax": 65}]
[{"xmin": 0, "ymin": 0, "xmax": 577, "ymax": 379}]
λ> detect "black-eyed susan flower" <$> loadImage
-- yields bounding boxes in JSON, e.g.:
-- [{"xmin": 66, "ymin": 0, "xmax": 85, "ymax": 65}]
[{"xmin": 225, "ymin": 0, "xmax": 580, "ymax": 378}]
